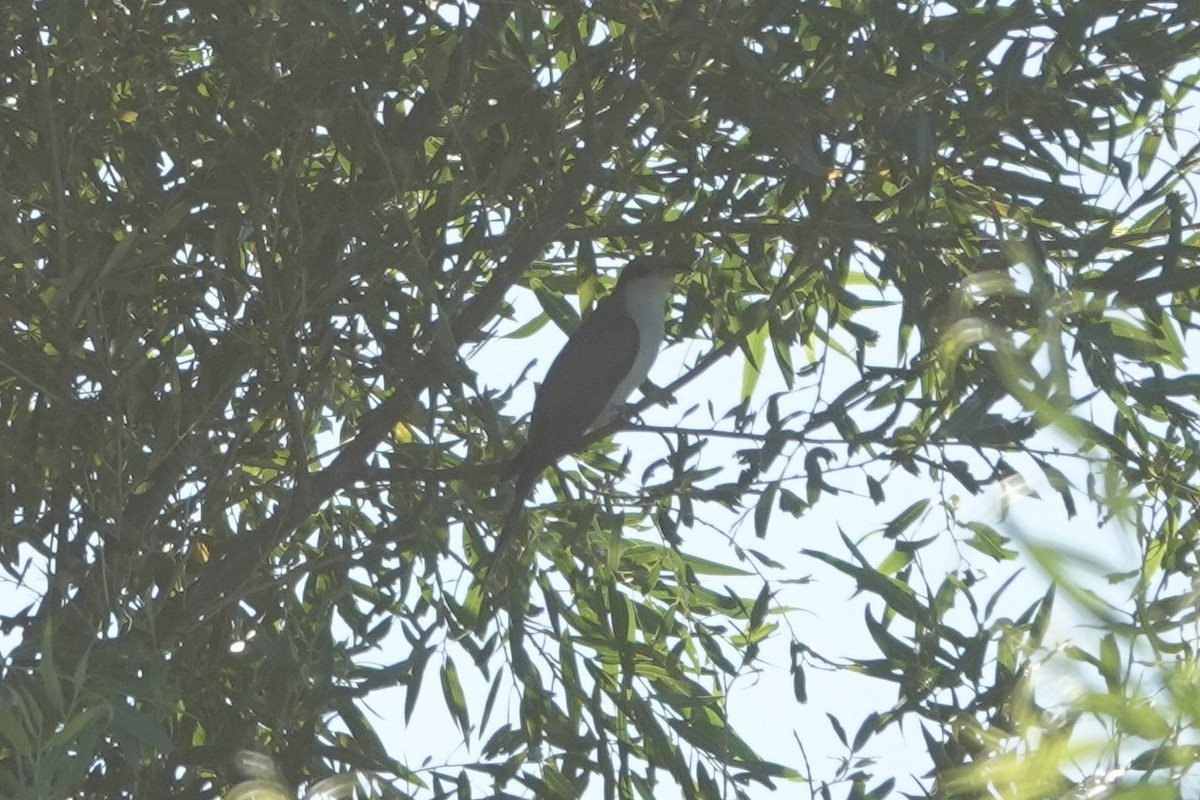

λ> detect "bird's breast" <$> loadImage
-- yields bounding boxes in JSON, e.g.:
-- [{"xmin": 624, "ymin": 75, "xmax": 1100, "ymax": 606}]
[{"xmin": 602, "ymin": 286, "xmax": 668, "ymax": 418}]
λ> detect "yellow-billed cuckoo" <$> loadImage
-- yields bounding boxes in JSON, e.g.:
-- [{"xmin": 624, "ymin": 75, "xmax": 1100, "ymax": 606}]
[{"xmin": 493, "ymin": 254, "xmax": 690, "ymax": 566}]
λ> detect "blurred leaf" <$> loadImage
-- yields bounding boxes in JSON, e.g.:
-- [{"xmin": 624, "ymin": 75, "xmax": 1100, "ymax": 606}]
[
  {"xmin": 964, "ymin": 522, "xmax": 1018, "ymax": 561},
  {"xmin": 440, "ymin": 659, "xmax": 470, "ymax": 738},
  {"xmin": 884, "ymin": 499, "xmax": 929, "ymax": 540}
]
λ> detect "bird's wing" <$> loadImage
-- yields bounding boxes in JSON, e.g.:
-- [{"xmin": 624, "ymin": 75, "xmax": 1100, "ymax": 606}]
[{"xmin": 518, "ymin": 297, "xmax": 641, "ymax": 474}]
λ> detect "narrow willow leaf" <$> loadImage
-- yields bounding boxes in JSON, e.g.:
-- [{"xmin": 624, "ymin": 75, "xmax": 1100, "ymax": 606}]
[
  {"xmin": 741, "ymin": 321, "xmax": 769, "ymax": 402},
  {"xmin": 883, "ymin": 499, "xmax": 929, "ymax": 539},
  {"xmin": 755, "ymin": 481, "xmax": 778, "ymax": 539},
  {"xmin": 439, "ymin": 658, "xmax": 470, "ymax": 738}
]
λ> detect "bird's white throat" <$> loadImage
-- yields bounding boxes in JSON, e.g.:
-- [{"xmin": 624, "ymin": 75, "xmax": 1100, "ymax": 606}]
[{"xmin": 598, "ymin": 273, "xmax": 674, "ymax": 424}]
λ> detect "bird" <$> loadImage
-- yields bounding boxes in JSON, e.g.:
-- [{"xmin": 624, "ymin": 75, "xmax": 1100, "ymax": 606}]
[{"xmin": 490, "ymin": 254, "xmax": 692, "ymax": 574}]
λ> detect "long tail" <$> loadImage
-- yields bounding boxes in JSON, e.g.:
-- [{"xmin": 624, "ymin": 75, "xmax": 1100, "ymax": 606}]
[
  {"xmin": 497, "ymin": 470, "xmax": 536, "ymax": 558},
  {"xmin": 478, "ymin": 467, "xmax": 538, "ymax": 596}
]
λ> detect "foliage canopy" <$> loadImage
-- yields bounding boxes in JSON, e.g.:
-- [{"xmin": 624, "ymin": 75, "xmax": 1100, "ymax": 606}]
[{"xmin": 2, "ymin": 1, "xmax": 1200, "ymax": 798}]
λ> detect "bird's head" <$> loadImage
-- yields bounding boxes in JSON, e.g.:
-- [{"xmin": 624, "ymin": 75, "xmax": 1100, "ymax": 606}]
[{"xmin": 615, "ymin": 254, "xmax": 693, "ymax": 294}]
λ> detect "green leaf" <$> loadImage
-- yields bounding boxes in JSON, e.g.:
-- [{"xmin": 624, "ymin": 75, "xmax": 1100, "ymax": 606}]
[
  {"xmin": 609, "ymin": 585, "xmax": 634, "ymax": 643},
  {"xmin": 827, "ymin": 713, "xmax": 848, "ymax": 747},
  {"xmin": 1137, "ymin": 131, "xmax": 1162, "ymax": 179},
  {"xmin": 440, "ymin": 658, "xmax": 470, "ymax": 738},
  {"xmin": 532, "ymin": 279, "xmax": 582, "ymax": 335},
  {"xmin": 876, "ymin": 547, "xmax": 913, "ymax": 576},
  {"xmin": 964, "ymin": 522, "xmax": 1018, "ymax": 560},
  {"xmin": 749, "ymin": 583, "xmax": 772, "ymax": 632},
  {"xmin": 1129, "ymin": 744, "xmax": 1200, "ymax": 771},
  {"xmin": 1098, "ymin": 633, "xmax": 1121, "ymax": 693},
  {"xmin": 804, "ymin": 533, "xmax": 929, "ymax": 624},
  {"xmin": 755, "ymin": 481, "xmax": 778, "ymax": 539},
  {"xmin": 741, "ymin": 321, "xmax": 769, "ymax": 402},
  {"xmin": 792, "ymin": 662, "xmax": 807, "ymax": 704},
  {"xmin": 47, "ymin": 703, "xmax": 111, "ymax": 754},
  {"xmin": 1077, "ymin": 692, "xmax": 1170, "ymax": 740},
  {"xmin": 1034, "ymin": 457, "xmax": 1076, "ymax": 518},
  {"xmin": 506, "ymin": 312, "xmax": 551, "ymax": 339},
  {"xmin": 0, "ymin": 692, "xmax": 34, "ymax": 756},
  {"xmin": 1136, "ymin": 374, "xmax": 1200, "ymax": 396},
  {"xmin": 883, "ymin": 499, "xmax": 928, "ymax": 540}
]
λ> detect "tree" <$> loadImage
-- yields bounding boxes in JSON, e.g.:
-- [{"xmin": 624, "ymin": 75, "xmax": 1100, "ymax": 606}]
[{"xmin": 2, "ymin": 1, "xmax": 1199, "ymax": 798}]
